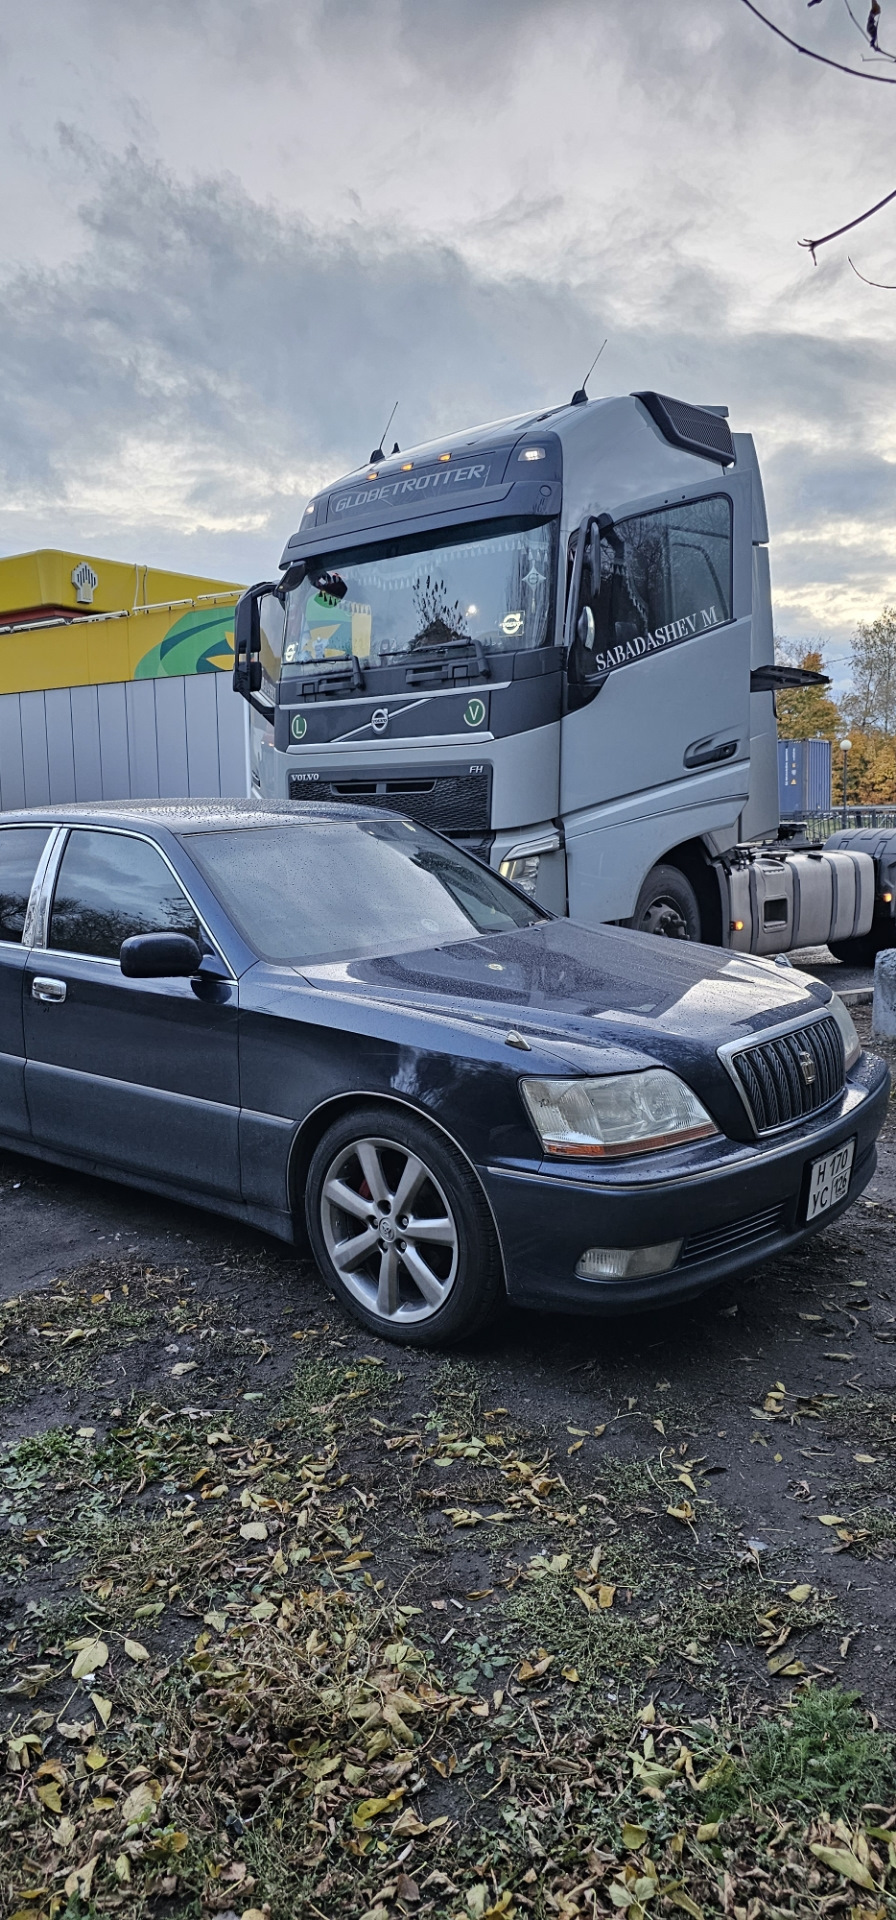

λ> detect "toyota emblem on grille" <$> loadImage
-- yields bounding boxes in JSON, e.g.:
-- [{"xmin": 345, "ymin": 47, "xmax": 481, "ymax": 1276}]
[
  {"xmin": 796, "ymin": 1046, "xmax": 816, "ymax": 1086},
  {"xmin": 371, "ymin": 708, "xmax": 389, "ymax": 733}
]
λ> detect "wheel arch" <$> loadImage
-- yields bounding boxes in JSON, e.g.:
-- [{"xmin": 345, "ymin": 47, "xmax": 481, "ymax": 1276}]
[
  {"xmin": 286, "ymin": 1089, "xmax": 509, "ymax": 1292},
  {"xmin": 637, "ymin": 838, "xmax": 726, "ymax": 946}
]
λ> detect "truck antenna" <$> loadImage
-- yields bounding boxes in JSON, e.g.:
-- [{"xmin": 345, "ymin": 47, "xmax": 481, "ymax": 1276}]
[
  {"xmin": 370, "ymin": 402, "xmax": 399, "ymax": 462},
  {"xmin": 571, "ymin": 339, "xmax": 607, "ymax": 406}
]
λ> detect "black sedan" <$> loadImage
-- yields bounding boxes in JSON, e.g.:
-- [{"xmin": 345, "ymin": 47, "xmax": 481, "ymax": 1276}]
[{"xmin": 0, "ymin": 801, "xmax": 888, "ymax": 1345}]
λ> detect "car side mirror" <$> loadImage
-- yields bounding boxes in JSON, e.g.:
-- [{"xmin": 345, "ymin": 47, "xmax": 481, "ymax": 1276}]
[{"xmin": 120, "ymin": 932, "xmax": 203, "ymax": 978}]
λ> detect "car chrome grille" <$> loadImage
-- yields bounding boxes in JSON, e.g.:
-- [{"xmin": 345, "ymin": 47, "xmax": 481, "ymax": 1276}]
[
  {"xmin": 679, "ymin": 1203, "xmax": 786, "ymax": 1268},
  {"xmin": 729, "ymin": 1017, "xmax": 844, "ymax": 1134}
]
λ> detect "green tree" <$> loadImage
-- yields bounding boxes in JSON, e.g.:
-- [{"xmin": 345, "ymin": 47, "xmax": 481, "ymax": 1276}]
[{"xmin": 843, "ymin": 606, "xmax": 896, "ymax": 737}]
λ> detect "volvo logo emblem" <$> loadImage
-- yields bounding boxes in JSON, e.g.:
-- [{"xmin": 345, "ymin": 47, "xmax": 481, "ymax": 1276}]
[
  {"xmin": 371, "ymin": 707, "xmax": 389, "ymax": 734},
  {"xmin": 796, "ymin": 1047, "xmax": 816, "ymax": 1087}
]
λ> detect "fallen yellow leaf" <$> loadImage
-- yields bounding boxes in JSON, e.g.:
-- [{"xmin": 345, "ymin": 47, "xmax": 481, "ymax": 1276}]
[
  {"xmin": 809, "ymin": 1843, "xmax": 877, "ymax": 1892},
  {"xmin": 71, "ymin": 1639, "xmax": 108, "ymax": 1680}
]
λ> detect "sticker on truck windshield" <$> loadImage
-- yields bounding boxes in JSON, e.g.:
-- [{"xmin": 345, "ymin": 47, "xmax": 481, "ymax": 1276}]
[{"xmin": 806, "ymin": 1138, "xmax": 855, "ymax": 1222}]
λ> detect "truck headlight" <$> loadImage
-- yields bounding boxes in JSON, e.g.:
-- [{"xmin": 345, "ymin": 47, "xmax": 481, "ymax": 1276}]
[
  {"xmin": 521, "ymin": 1069, "xmax": 719, "ymax": 1159},
  {"xmin": 830, "ymin": 994, "xmax": 861, "ymax": 1072},
  {"xmin": 499, "ymin": 854, "xmax": 540, "ymax": 895}
]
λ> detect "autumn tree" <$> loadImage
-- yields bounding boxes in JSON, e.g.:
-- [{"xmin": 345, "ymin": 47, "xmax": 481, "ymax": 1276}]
[{"xmin": 773, "ymin": 643, "xmax": 842, "ymax": 740}]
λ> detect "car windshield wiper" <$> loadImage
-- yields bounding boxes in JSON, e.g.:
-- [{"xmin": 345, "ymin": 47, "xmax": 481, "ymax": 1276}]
[{"xmin": 379, "ymin": 636, "xmax": 490, "ymax": 687}]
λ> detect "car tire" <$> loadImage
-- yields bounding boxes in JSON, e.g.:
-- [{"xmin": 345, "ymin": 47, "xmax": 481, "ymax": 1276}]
[
  {"xmin": 305, "ymin": 1105, "xmax": 504, "ymax": 1347},
  {"xmin": 632, "ymin": 864, "xmax": 701, "ymax": 941}
]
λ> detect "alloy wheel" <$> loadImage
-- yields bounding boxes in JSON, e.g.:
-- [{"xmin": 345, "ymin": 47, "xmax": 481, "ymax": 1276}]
[{"xmin": 319, "ymin": 1134, "xmax": 460, "ymax": 1325}]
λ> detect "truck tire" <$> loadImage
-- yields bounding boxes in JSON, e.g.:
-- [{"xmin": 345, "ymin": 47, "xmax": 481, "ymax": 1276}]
[{"xmin": 632, "ymin": 864, "xmax": 701, "ymax": 941}]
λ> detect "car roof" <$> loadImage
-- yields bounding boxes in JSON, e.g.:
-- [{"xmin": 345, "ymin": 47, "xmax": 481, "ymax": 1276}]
[{"xmin": 0, "ymin": 798, "xmax": 389, "ymax": 833}]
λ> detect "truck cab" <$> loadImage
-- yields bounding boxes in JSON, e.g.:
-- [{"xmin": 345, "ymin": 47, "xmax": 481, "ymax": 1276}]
[{"xmin": 237, "ymin": 393, "xmax": 798, "ymax": 947}]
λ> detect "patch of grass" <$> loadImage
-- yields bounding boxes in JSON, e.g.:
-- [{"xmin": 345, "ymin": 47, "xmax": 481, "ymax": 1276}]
[
  {"xmin": 703, "ymin": 1687, "xmax": 896, "ymax": 1821},
  {"xmin": 279, "ymin": 1355, "xmax": 398, "ymax": 1436}
]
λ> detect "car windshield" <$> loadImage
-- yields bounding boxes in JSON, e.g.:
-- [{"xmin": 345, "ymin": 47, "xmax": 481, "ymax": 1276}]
[
  {"xmin": 183, "ymin": 819, "xmax": 544, "ymax": 965},
  {"xmin": 278, "ymin": 516, "xmax": 557, "ymax": 679}
]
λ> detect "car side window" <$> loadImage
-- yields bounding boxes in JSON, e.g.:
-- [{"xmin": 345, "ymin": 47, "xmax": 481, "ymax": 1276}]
[
  {"xmin": 0, "ymin": 828, "xmax": 51, "ymax": 944},
  {"xmin": 48, "ymin": 829, "xmax": 200, "ymax": 961}
]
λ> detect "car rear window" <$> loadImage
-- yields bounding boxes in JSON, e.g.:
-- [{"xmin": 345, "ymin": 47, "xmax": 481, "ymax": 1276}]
[{"xmin": 182, "ymin": 819, "xmax": 542, "ymax": 965}]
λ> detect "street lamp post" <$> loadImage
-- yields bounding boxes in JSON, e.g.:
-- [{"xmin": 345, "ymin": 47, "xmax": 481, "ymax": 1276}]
[{"xmin": 839, "ymin": 737, "xmax": 852, "ymax": 829}]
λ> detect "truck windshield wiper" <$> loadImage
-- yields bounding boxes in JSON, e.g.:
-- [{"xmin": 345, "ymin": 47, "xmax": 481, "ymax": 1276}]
[
  {"xmin": 287, "ymin": 654, "xmax": 366, "ymax": 700},
  {"xmin": 379, "ymin": 636, "xmax": 490, "ymax": 687}
]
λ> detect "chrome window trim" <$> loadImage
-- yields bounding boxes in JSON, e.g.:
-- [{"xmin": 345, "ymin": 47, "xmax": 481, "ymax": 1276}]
[
  {"xmin": 717, "ymin": 1005, "xmax": 848, "ymax": 1136},
  {"xmin": 21, "ymin": 827, "xmax": 65, "ymax": 951},
  {"xmin": 33, "ymin": 822, "xmax": 235, "ymax": 980}
]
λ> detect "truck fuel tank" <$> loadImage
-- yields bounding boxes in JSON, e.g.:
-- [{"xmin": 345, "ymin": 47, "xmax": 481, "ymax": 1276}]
[{"xmin": 727, "ymin": 848, "xmax": 874, "ymax": 955}]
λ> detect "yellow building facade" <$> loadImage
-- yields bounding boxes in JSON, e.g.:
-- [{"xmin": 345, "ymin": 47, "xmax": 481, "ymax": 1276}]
[{"xmin": 0, "ymin": 548, "xmax": 244, "ymax": 696}]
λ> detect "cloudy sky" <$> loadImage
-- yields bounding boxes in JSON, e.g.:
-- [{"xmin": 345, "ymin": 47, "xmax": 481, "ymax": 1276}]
[{"xmin": 2, "ymin": 0, "xmax": 896, "ymax": 680}]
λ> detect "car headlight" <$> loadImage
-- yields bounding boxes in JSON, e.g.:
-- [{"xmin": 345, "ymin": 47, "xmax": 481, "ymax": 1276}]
[
  {"xmin": 830, "ymin": 994, "xmax": 862, "ymax": 1072},
  {"xmin": 521, "ymin": 1069, "xmax": 719, "ymax": 1159}
]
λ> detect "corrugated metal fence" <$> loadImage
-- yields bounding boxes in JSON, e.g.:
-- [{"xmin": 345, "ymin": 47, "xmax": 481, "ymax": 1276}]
[{"xmin": 0, "ymin": 672, "xmax": 248, "ymax": 810}]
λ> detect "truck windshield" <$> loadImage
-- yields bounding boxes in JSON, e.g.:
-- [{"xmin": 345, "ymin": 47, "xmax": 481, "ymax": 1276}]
[{"xmin": 279, "ymin": 515, "xmax": 557, "ymax": 679}]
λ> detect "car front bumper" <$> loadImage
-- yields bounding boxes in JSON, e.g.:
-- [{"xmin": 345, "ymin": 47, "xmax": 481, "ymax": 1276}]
[{"xmin": 480, "ymin": 1051, "xmax": 890, "ymax": 1312}]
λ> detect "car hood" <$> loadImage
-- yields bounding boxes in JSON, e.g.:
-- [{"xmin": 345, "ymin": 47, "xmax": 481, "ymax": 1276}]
[{"xmin": 301, "ymin": 917, "xmax": 831, "ymax": 1062}]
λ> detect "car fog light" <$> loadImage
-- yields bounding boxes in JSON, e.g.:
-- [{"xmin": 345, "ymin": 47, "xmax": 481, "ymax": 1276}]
[{"xmin": 575, "ymin": 1241, "xmax": 683, "ymax": 1281}]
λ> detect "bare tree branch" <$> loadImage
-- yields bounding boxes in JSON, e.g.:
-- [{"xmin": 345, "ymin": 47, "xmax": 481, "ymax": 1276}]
[
  {"xmin": 799, "ymin": 183, "xmax": 896, "ymax": 260},
  {"xmin": 738, "ymin": 0, "xmax": 896, "ymax": 79},
  {"xmin": 849, "ymin": 253, "xmax": 896, "ymax": 284}
]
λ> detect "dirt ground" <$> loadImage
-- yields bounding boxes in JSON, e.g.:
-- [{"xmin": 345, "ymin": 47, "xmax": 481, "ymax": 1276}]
[{"xmin": 3, "ymin": 1002, "xmax": 896, "ymax": 1920}]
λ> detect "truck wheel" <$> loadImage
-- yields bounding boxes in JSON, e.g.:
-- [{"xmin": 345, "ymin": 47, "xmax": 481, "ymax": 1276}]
[
  {"xmin": 827, "ymin": 929, "xmax": 890, "ymax": 967},
  {"xmin": 632, "ymin": 864, "xmax": 701, "ymax": 941},
  {"xmin": 305, "ymin": 1105, "xmax": 504, "ymax": 1348}
]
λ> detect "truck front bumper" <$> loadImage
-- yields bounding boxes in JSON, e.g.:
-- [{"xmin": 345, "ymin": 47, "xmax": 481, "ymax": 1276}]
[{"xmin": 480, "ymin": 1051, "xmax": 890, "ymax": 1313}]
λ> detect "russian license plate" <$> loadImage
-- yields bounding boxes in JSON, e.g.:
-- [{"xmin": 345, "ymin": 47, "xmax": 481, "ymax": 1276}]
[{"xmin": 806, "ymin": 1138, "xmax": 856, "ymax": 1222}]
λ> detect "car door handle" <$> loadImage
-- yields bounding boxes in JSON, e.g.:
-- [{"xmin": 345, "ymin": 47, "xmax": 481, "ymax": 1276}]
[{"xmin": 32, "ymin": 976, "xmax": 67, "ymax": 1003}]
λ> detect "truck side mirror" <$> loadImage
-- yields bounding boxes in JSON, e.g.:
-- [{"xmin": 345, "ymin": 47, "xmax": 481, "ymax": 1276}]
[
  {"xmin": 576, "ymin": 606, "xmax": 596, "ymax": 650},
  {"xmin": 233, "ymin": 581, "xmax": 279, "ymax": 721}
]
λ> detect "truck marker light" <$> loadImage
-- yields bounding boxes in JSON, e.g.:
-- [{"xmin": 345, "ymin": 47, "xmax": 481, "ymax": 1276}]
[
  {"xmin": 519, "ymin": 446, "xmax": 546, "ymax": 461},
  {"xmin": 730, "ymin": 919, "xmax": 744, "ymax": 932},
  {"xmin": 366, "ymin": 470, "xmax": 379, "ymax": 480},
  {"xmin": 401, "ymin": 462, "xmax": 413, "ymax": 471},
  {"xmin": 438, "ymin": 452, "xmax": 451, "ymax": 462},
  {"xmin": 881, "ymin": 891, "xmax": 893, "ymax": 903}
]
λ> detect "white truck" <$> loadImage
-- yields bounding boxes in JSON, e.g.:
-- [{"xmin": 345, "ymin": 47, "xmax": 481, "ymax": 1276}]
[{"xmin": 233, "ymin": 388, "xmax": 891, "ymax": 964}]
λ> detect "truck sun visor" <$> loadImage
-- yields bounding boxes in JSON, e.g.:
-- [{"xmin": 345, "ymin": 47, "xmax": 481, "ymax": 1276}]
[{"xmin": 632, "ymin": 392, "xmax": 736, "ymax": 467}]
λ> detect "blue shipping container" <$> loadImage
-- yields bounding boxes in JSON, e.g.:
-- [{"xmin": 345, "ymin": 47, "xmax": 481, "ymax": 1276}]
[{"xmin": 778, "ymin": 738, "xmax": 832, "ymax": 817}]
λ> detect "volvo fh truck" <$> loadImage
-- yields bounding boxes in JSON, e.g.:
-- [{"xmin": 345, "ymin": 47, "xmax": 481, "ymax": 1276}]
[{"xmin": 233, "ymin": 389, "xmax": 884, "ymax": 962}]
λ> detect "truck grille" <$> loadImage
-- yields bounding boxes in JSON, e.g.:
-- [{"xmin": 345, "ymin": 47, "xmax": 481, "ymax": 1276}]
[
  {"xmin": 679, "ymin": 1203, "xmax": 785, "ymax": 1267},
  {"xmin": 729, "ymin": 1017, "xmax": 844, "ymax": 1134},
  {"xmin": 287, "ymin": 771, "xmax": 491, "ymax": 833}
]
